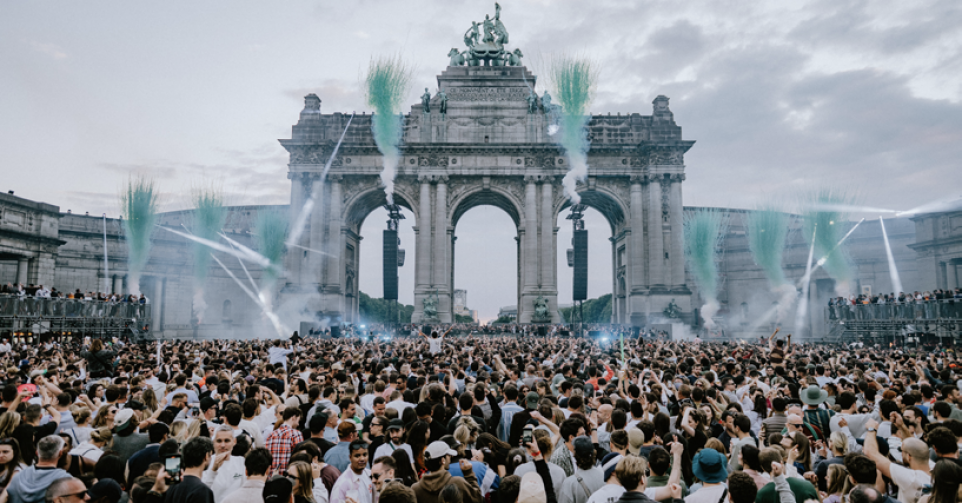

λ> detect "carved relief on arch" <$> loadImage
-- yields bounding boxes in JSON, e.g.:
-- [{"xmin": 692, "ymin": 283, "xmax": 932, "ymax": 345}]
[
  {"xmin": 289, "ymin": 144, "xmax": 335, "ymax": 165},
  {"xmin": 646, "ymin": 149, "xmax": 684, "ymax": 166}
]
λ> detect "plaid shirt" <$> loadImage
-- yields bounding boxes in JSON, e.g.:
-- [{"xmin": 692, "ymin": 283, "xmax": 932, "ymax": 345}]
[{"xmin": 265, "ymin": 423, "xmax": 303, "ymax": 476}]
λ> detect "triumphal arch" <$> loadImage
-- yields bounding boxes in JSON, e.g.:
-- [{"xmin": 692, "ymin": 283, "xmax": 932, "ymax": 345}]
[{"xmin": 279, "ymin": 5, "xmax": 692, "ymax": 325}]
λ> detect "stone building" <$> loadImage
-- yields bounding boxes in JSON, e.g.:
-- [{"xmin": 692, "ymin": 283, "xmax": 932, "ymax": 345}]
[{"xmin": 909, "ymin": 209, "xmax": 962, "ymax": 291}]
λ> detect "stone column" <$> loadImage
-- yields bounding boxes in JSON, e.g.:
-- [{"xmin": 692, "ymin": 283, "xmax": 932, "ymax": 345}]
[
  {"xmin": 523, "ymin": 177, "xmax": 538, "ymax": 290},
  {"xmin": 669, "ymin": 174, "xmax": 686, "ymax": 287},
  {"xmin": 308, "ymin": 182, "xmax": 327, "ymax": 286},
  {"xmin": 325, "ymin": 176, "xmax": 342, "ymax": 289},
  {"xmin": 433, "ymin": 177, "xmax": 450, "ymax": 321},
  {"xmin": 16, "ymin": 258, "xmax": 29, "ymax": 285},
  {"xmin": 416, "ymin": 177, "xmax": 432, "ymax": 288},
  {"xmin": 629, "ymin": 178, "xmax": 646, "ymax": 288},
  {"xmin": 286, "ymin": 173, "xmax": 311, "ymax": 285},
  {"xmin": 540, "ymin": 181, "xmax": 554, "ymax": 287},
  {"xmin": 647, "ymin": 175, "xmax": 665, "ymax": 286},
  {"xmin": 112, "ymin": 276, "xmax": 123, "ymax": 295}
]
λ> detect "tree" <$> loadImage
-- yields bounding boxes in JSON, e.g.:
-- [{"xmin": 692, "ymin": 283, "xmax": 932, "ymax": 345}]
[
  {"xmin": 358, "ymin": 291, "xmax": 414, "ymax": 324},
  {"xmin": 560, "ymin": 294, "xmax": 612, "ymax": 323},
  {"xmin": 493, "ymin": 315, "xmax": 515, "ymax": 324},
  {"xmin": 455, "ymin": 314, "xmax": 476, "ymax": 324}
]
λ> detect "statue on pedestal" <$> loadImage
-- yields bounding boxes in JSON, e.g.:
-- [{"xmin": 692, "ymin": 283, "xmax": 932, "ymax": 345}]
[
  {"xmin": 664, "ymin": 298, "xmax": 681, "ymax": 319},
  {"xmin": 455, "ymin": 3, "xmax": 518, "ymax": 68},
  {"xmin": 423, "ymin": 292, "xmax": 439, "ymax": 320},
  {"xmin": 533, "ymin": 296, "xmax": 550, "ymax": 321},
  {"xmin": 526, "ymin": 90, "xmax": 538, "ymax": 114},
  {"xmin": 421, "ymin": 88, "xmax": 431, "ymax": 113},
  {"xmin": 448, "ymin": 48, "xmax": 466, "ymax": 67},
  {"xmin": 438, "ymin": 90, "xmax": 448, "ymax": 116},
  {"xmin": 541, "ymin": 91, "xmax": 553, "ymax": 113}
]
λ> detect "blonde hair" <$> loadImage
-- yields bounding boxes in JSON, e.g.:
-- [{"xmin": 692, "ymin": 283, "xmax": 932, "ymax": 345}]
[
  {"xmin": 170, "ymin": 421, "xmax": 189, "ymax": 442},
  {"xmin": 289, "ymin": 461, "xmax": 315, "ymax": 502},
  {"xmin": 90, "ymin": 427, "xmax": 113, "ymax": 447},
  {"xmin": 93, "ymin": 405, "xmax": 114, "ymax": 428},
  {"xmin": 704, "ymin": 437, "xmax": 727, "ymax": 455},
  {"xmin": 70, "ymin": 406, "xmax": 92, "ymax": 426},
  {"xmin": 141, "ymin": 389, "xmax": 158, "ymax": 415},
  {"xmin": 826, "ymin": 464, "xmax": 848, "ymax": 496},
  {"xmin": 0, "ymin": 412, "xmax": 21, "ymax": 438},
  {"xmin": 829, "ymin": 431, "xmax": 848, "ymax": 455}
]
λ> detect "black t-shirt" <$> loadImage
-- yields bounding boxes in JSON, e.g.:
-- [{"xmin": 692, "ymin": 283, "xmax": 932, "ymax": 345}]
[
  {"xmin": 12, "ymin": 422, "xmax": 57, "ymax": 465},
  {"xmin": 164, "ymin": 474, "xmax": 214, "ymax": 503}
]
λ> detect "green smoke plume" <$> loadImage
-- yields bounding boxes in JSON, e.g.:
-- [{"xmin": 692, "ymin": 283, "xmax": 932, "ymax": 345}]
[
  {"xmin": 121, "ymin": 176, "xmax": 159, "ymax": 296},
  {"xmin": 803, "ymin": 189, "xmax": 855, "ymax": 286},
  {"xmin": 366, "ymin": 55, "xmax": 412, "ymax": 205},
  {"xmin": 684, "ymin": 209, "xmax": 727, "ymax": 327},
  {"xmin": 254, "ymin": 209, "xmax": 288, "ymax": 284},
  {"xmin": 550, "ymin": 56, "xmax": 597, "ymax": 204},
  {"xmin": 191, "ymin": 188, "xmax": 227, "ymax": 283},
  {"xmin": 745, "ymin": 206, "xmax": 789, "ymax": 287}
]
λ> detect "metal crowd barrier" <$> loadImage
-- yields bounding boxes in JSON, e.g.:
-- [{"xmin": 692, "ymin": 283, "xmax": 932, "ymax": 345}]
[
  {"xmin": 827, "ymin": 299, "xmax": 962, "ymax": 321},
  {"xmin": 0, "ymin": 296, "xmax": 151, "ymax": 320}
]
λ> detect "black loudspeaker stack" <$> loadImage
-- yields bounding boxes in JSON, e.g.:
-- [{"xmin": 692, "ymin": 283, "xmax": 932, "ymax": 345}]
[
  {"xmin": 383, "ymin": 230, "xmax": 399, "ymax": 300},
  {"xmin": 331, "ymin": 326, "xmax": 341, "ymax": 338},
  {"xmin": 538, "ymin": 326, "xmax": 546, "ymax": 336},
  {"xmin": 573, "ymin": 229, "xmax": 588, "ymax": 301}
]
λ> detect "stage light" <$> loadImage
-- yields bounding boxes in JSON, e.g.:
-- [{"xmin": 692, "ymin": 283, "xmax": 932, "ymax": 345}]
[
  {"xmin": 360, "ymin": 325, "xmax": 366, "ymax": 329},
  {"xmin": 601, "ymin": 337, "xmax": 609, "ymax": 342}
]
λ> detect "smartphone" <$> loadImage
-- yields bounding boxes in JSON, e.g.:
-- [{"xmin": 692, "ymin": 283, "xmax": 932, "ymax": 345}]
[
  {"xmin": 164, "ymin": 455, "xmax": 182, "ymax": 483},
  {"xmin": 190, "ymin": 407, "xmax": 199, "ymax": 418},
  {"xmin": 522, "ymin": 429, "xmax": 533, "ymax": 445}
]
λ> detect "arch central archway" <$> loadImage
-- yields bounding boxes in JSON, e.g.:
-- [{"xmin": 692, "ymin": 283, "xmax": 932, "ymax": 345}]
[
  {"xmin": 449, "ymin": 187, "xmax": 523, "ymax": 323},
  {"xmin": 556, "ymin": 187, "xmax": 630, "ymax": 324}
]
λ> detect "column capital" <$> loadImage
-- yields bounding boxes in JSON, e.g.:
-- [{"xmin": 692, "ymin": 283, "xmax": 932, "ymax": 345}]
[
  {"xmin": 629, "ymin": 175, "xmax": 646, "ymax": 185},
  {"xmin": 327, "ymin": 174, "xmax": 343, "ymax": 182},
  {"xmin": 668, "ymin": 173, "xmax": 686, "ymax": 183},
  {"xmin": 524, "ymin": 174, "xmax": 549, "ymax": 183}
]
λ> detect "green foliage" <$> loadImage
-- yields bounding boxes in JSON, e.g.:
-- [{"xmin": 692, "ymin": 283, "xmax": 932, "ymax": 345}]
[
  {"xmin": 455, "ymin": 314, "xmax": 476, "ymax": 324},
  {"xmin": 803, "ymin": 189, "xmax": 855, "ymax": 283},
  {"xmin": 120, "ymin": 176, "xmax": 159, "ymax": 275},
  {"xmin": 560, "ymin": 294, "xmax": 612, "ymax": 324},
  {"xmin": 253, "ymin": 209, "xmax": 288, "ymax": 282},
  {"xmin": 366, "ymin": 55, "xmax": 412, "ymax": 160},
  {"xmin": 190, "ymin": 189, "xmax": 227, "ymax": 283},
  {"xmin": 492, "ymin": 315, "xmax": 515, "ymax": 324},
  {"xmin": 358, "ymin": 291, "xmax": 414, "ymax": 324},
  {"xmin": 684, "ymin": 209, "xmax": 727, "ymax": 302},
  {"xmin": 745, "ymin": 207, "xmax": 789, "ymax": 287}
]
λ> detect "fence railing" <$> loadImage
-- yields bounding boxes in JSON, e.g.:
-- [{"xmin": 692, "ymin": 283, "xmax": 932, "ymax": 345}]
[
  {"xmin": 827, "ymin": 299, "xmax": 962, "ymax": 321},
  {"xmin": 0, "ymin": 296, "xmax": 151, "ymax": 320}
]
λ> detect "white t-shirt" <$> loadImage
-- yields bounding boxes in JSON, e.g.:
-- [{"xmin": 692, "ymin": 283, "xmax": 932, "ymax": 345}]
[
  {"xmin": 428, "ymin": 336, "xmax": 443, "ymax": 354},
  {"xmin": 889, "ymin": 464, "xmax": 930, "ymax": 503}
]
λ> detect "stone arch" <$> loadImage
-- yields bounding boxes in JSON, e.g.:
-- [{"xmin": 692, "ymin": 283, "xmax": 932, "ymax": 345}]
[
  {"xmin": 448, "ymin": 185, "xmax": 524, "ymax": 230},
  {"xmin": 343, "ymin": 185, "xmax": 418, "ymax": 233},
  {"xmin": 554, "ymin": 186, "xmax": 628, "ymax": 233}
]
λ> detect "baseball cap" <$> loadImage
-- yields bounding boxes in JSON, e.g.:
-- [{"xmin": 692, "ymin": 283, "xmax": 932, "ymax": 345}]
[
  {"xmin": 387, "ymin": 418, "xmax": 404, "ymax": 430},
  {"xmin": 602, "ymin": 454, "xmax": 624, "ymax": 482},
  {"xmin": 263, "ymin": 475, "xmax": 294, "ymax": 503},
  {"xmin": 87, "ymin": 479, "xmax": 123, "ymax": 503},
  {"xmin": 525, "ymin": 392, "xmax": 540, "ymax": 410},
  {"xmin": 627, "ymin": 428, "xmax": 645, "ymax": 455},
  {"xmin": 424, "ymin": 440, "xmax": 458, "ymax": 460},
  {"xmin": 113, "ymin": 409, "xmax": 135, "ymax": 430},
  {"xmin": 126, "ymin": 400, "xmax": 146, "ymax": 411},
  {"xmin": 573, "ymin": 436, "xmax": 594, "ymax": 458}
]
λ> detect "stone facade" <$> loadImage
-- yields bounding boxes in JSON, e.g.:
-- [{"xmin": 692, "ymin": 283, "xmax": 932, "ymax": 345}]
[
  {"xmin": 0, "ymin": 191, "xmax": 63, "ymax": 288},
  {"xmin": 280, "ymin": 66, "xmax": 694, "ymax": 326},
  {"xmin": 909, "ymin": 210, "xmax": 962, "ymax": 291}
]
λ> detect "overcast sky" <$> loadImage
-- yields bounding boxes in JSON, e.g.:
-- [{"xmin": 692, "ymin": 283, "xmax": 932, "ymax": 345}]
[{"xmin": 3, "ymin": 1, "xmax": 961, "ymax": 321}]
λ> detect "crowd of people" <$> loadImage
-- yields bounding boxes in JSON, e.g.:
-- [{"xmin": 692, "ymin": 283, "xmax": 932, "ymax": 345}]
[
  {"xmin": 0, "ymin": 329, "xmax": 959, "ymax": 503},
  {"xmin": 1, "ymin": 283, "xmax": 149, "ymax": 303},
  {"xmin": 828, "ymin": 288, "xmax": 962, "ymax": 321}
]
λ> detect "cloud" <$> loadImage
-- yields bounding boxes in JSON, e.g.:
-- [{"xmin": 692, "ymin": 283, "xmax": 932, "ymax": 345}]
[{"xmin": 29, "ymin": 41, "xmax": 67, "ymax": 60}]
